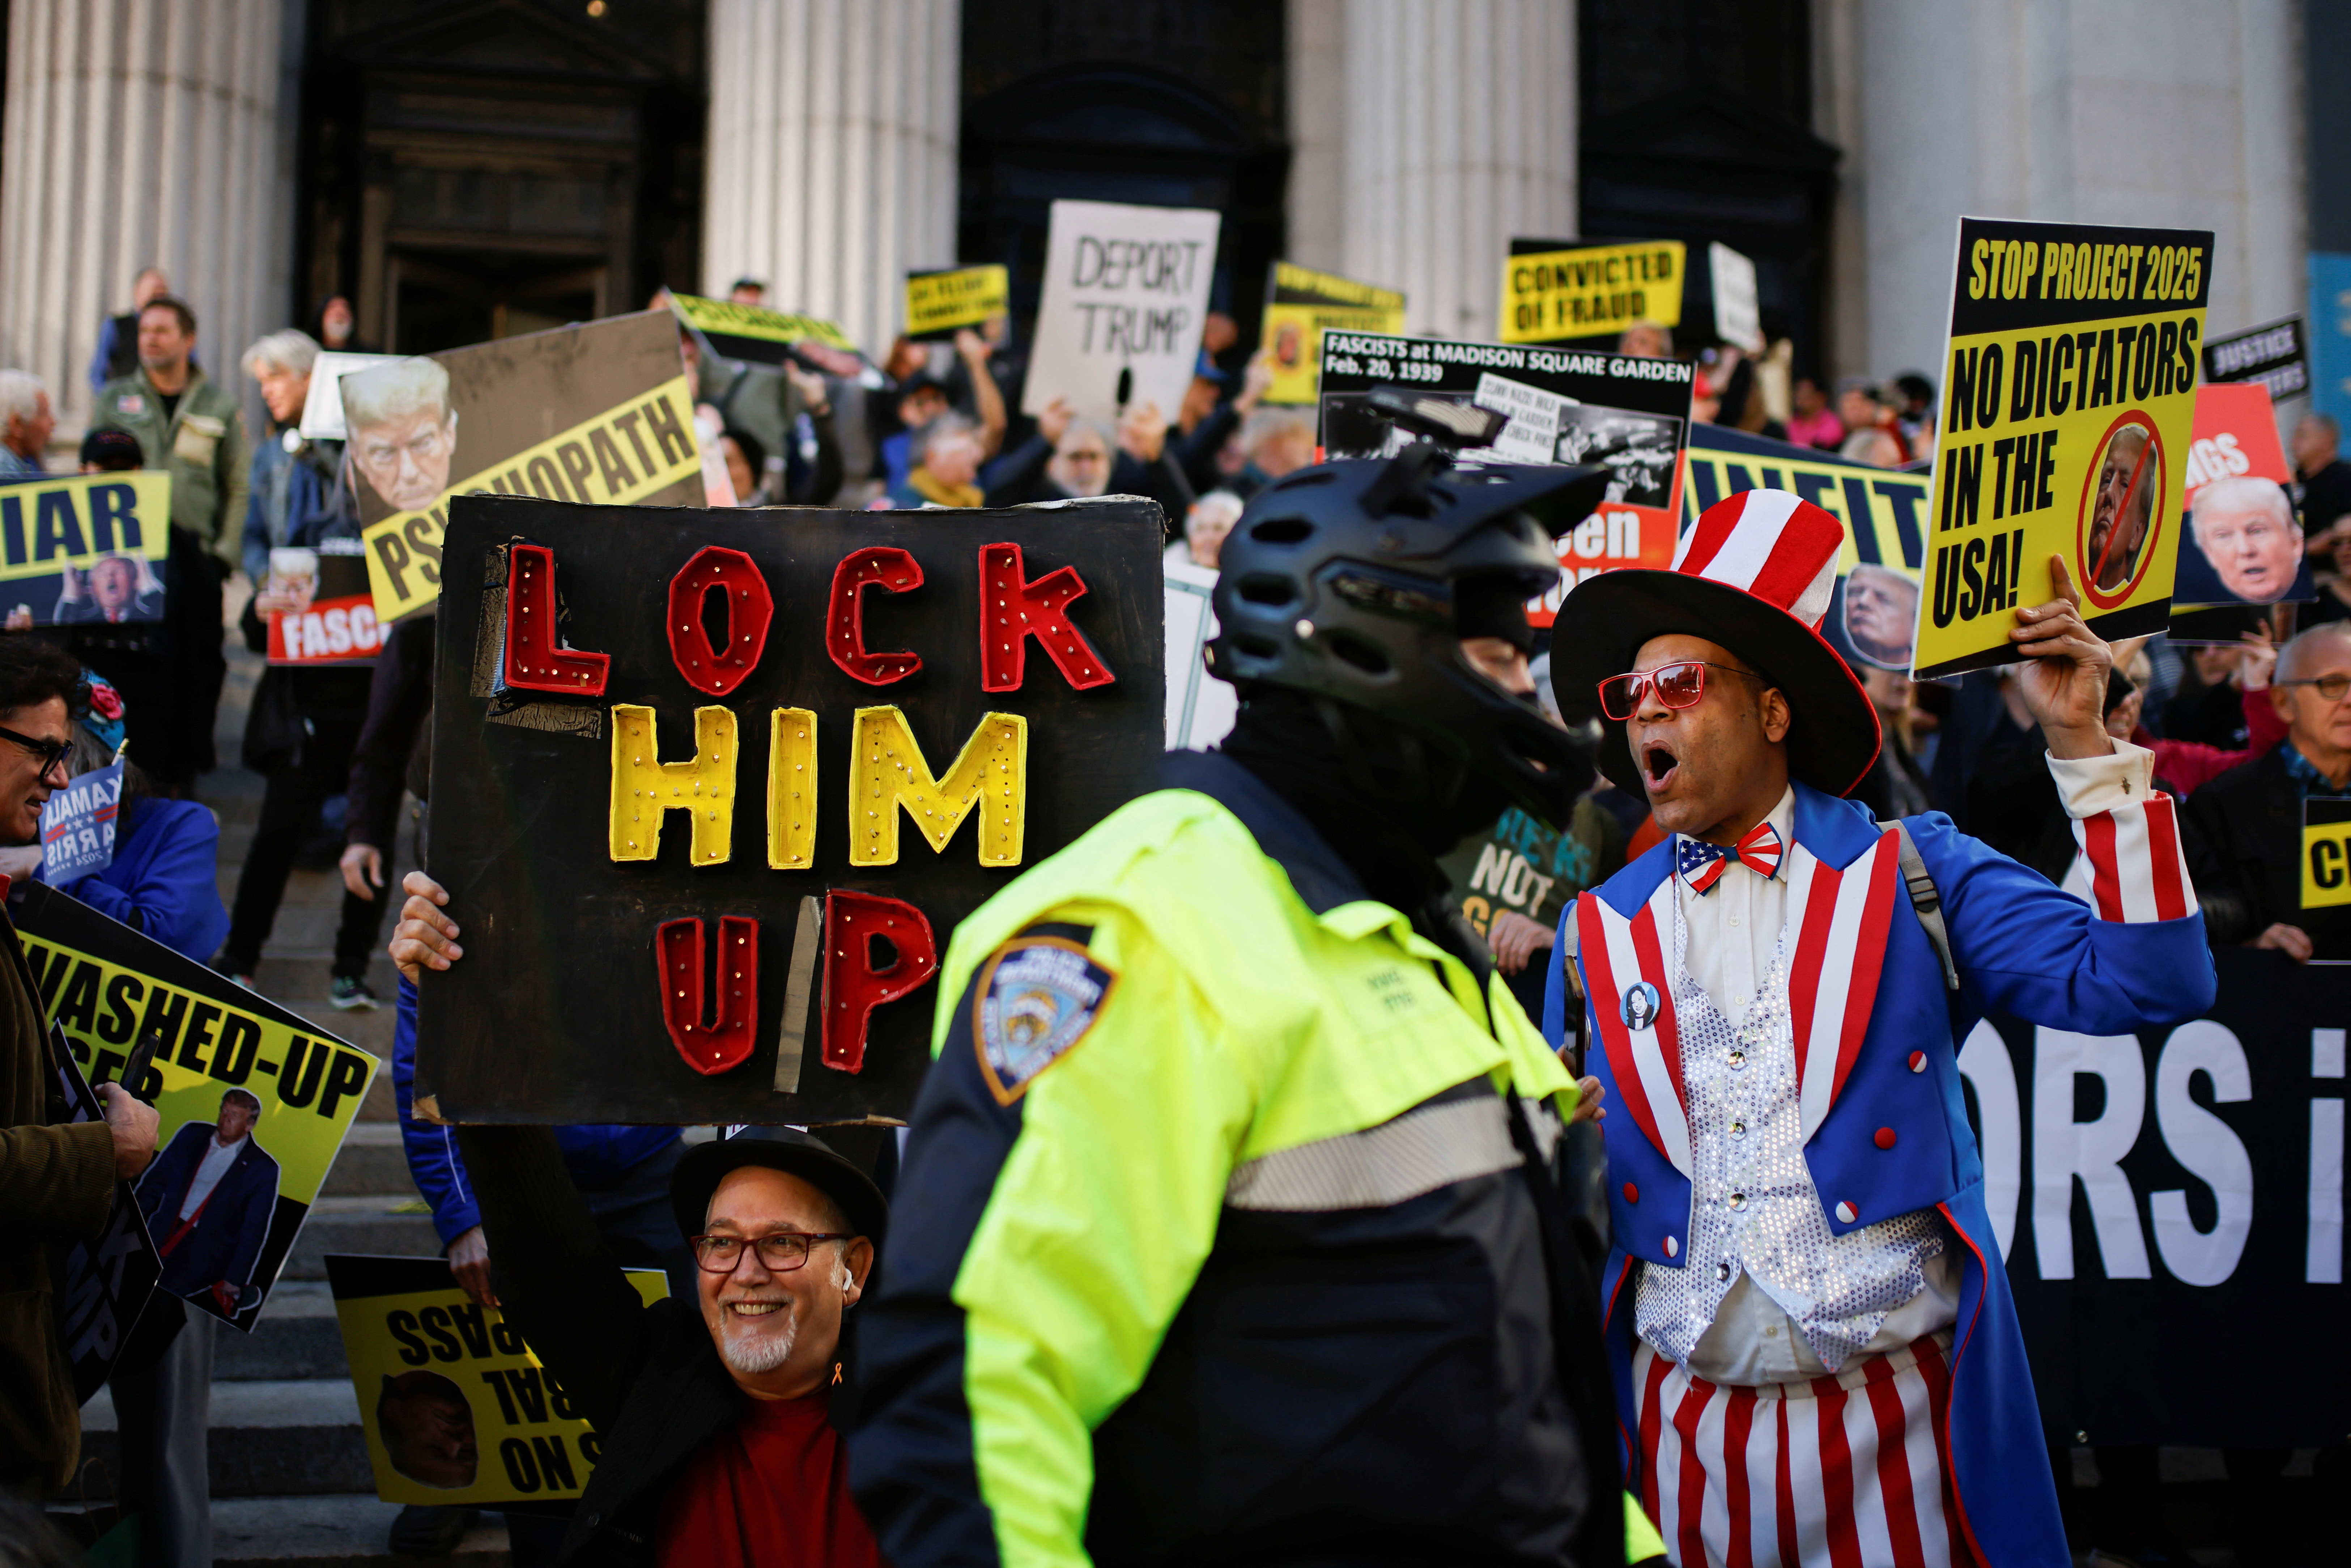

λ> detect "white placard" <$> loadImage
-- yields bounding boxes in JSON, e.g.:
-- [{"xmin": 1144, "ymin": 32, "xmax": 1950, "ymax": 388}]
[
  {"xmin": 297, "ymin": 352, "xmax": 403, "ymax": 441},
  {"xmin": 1474, "ymin": 372, "xmax": 1569, "ymax": 464},
  {"xmin": 1709, "ymin": 242, "xmax": 1763, "ymax": 352},
  {"xmin": 1024, "ymin": 199, "xmax": 1222, "ymax": 427},
  {"xmin": 1164, "ymin": 557, "xmax": 1237, "ymax": 751}
]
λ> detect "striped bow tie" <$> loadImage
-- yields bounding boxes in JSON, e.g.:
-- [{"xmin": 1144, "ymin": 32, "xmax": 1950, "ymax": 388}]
[{"xmin": 1678, "ymin": 821, "xmax": 1784, "ymax": 895}]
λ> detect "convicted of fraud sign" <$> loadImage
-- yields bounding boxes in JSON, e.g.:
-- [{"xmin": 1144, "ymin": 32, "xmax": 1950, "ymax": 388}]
[
  {"xmin": 1912, "ymin": 218, "xmax": 2213, "ymax": 680},
  {"xmin": 1498, "ymin": 240, "xmax": 1685, "ymax": 345}
]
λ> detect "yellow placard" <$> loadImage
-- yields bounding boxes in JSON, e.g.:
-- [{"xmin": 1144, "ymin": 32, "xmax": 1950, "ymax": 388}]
[
  {"xmin": 0, "ymin": 472, "xmax": 170, "ymax": 585},
  {"xmin": 330, "ymin": 1257, "xmax": 668, "ymax": 1507},
  {"xmin": 1912, "ymin": 220, "xmax": 2214, "ymax": 680},
  {"xmin": 361, "ymin": 375, "xmax": 700, "ymax": 624},
  {"xmin": 2304, "ymin": 800, "xmax": 2351, "ymax": 909},
  {"xmin": 1261, "ymin": 263, "xmax": 1406, "ymax": 405},
  {"xmin": 1498, "ymin": 241, "xmax": 1685, "ymax": 344},
  {"xmin": 668, "ymin": 294, "xmax": 858, "ymax": 353},
  {"xmin": 905, "ymin": 265, "xmax": 1010, "ymax": 339}
]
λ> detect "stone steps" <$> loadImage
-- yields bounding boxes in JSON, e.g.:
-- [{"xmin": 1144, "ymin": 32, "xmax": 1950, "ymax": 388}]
[
  {"xmin": 48, "ymin": 1494, "xmax": 515, "ymax": 1566},
  {"xmin": 80, "ymin": 1378, "xmax": 373, "ymax": 1499},
  {"xmin": 282, "ymin": 1197, "xmax": 444, "ymax": 1280}
]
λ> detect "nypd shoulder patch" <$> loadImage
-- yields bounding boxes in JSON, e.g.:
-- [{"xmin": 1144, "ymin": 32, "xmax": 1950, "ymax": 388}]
[{"xmin": 974, "ymin": 937, "xmax": 1116, "ymax": 1106}]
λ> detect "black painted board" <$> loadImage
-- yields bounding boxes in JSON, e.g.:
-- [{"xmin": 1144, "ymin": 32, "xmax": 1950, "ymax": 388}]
[{"xmin": 414, "ymin": 493, "xmax": 1165, "ymax": 1125}]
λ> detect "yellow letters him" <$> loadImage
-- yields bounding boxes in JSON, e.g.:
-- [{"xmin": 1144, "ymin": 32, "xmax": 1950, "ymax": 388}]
[
  {"xmin": 610, "ymin": 704, "xmax": 737, "ymax": 866},
  {"xmin": 849, "ymin": 707, "xmax": 1026, "ymax": 867},
  {"xmin": 766, "ymin": 708, "xmax": 817, "ymax": 870}
]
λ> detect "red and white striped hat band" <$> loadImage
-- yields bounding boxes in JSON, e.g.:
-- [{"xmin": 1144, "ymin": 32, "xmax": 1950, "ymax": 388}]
[{"xmin": 1669, "ymin": 489, "xmax": 1846, "ymax": 631}]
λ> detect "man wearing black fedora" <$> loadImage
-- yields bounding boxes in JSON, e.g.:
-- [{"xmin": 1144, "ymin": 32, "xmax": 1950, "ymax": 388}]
[{"xmin": 392, "ymin": 873, "xmax": 889, "ymax": 1568}]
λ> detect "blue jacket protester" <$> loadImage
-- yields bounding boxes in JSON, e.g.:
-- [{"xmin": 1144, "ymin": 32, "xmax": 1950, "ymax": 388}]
[
  {"xmin": 1545, "ymin": 783, "xmax": 2214, "ymax": 1568},
  {"xmin": 40, "ymin": 796, "xmax": 229, "ymax": 964}
]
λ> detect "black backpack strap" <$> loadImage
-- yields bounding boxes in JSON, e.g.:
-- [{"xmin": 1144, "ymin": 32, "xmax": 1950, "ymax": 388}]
[{"xmin": 1882, "ymin": 818, "xmax": 1960, "ymax": 991}]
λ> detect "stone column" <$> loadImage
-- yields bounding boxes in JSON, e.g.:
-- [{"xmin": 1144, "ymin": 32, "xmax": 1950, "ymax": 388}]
[
  {"xmin": 702, "ymin": 0, "xmax": 961, "ymax": 361},
  {"xmin": 1289, "ymin": 0, "xmax": 1577, "ymax": 339},
  {"xmin": 0, "ymin": 0, "xmax": 296, "ymax": 440}
]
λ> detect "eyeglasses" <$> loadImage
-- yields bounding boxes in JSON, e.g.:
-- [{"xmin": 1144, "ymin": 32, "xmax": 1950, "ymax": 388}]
[
  {"xmin": 0, "ymin": 723, "xmax": 71, "ymax": 779},
  {"xmin": 689, "ymin": 1231, "xmax": 854, "ymax": 1274},
  {"xmin": 2278, "ymin": 674, "xmax": 2351, "ymax": 703},
  {"xmin": 1596, "ymin": 660, "xmax": 1759, "ymax": 722}
]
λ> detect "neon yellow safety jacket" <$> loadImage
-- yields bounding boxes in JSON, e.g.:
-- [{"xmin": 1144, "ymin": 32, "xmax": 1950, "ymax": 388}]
[{"xmin": 851, "ymin": 752, "xmax": 1629, "ymax": 1567}]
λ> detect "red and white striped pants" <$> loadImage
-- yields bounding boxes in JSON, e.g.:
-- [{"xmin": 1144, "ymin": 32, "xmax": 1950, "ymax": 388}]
[{"xmin": 1633, "ymin": 1334, "xmax": 1972, "ymax": 1568}]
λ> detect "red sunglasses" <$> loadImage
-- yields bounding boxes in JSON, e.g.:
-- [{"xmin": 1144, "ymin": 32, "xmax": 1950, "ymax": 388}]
[{"xmin": 1595, "ymin": 660, "xmax": 1757, "ymax": 721}]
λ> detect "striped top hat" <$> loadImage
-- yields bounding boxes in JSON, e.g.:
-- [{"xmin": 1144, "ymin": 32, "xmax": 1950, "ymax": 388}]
[{"xmin": 1553, "ymin": 489, "xmax": 1883, "ymax": 796}]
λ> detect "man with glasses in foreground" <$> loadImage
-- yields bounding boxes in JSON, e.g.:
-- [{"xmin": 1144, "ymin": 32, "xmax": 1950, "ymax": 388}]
[
  {"xmin": 1545, "ymin": 490, "xmax": 2212, "ymax": 1565},
  {"xmin": 2187, "ymin": 621, "xmax": 2351, "ymax": 960},
  {"xmin": 388, "ymin": 889, "xmax": 888, "ymax": 1568}
]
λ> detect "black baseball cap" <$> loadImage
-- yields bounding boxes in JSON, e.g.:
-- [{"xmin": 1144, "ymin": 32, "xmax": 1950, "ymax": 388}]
[
  {"xmin": 80, "ymin": 428, "xmax": 143, "ymax": 471},
  {"xmin": 669, "ymin": 1127, "xmax": 888, "ymax": 1245}
]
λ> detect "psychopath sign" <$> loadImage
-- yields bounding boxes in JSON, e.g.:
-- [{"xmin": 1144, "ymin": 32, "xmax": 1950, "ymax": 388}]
[
  {"xmin": 328, "ymin": 1254, "xmax": 668, "ymax": 1507},
  {"xmin": 0, "ymin": 472, "xmax": 171, "ymax": 630},
  {"xmin": 1260, "ymin": 262, "xmax": 1406, "ymax": 406},
  {"xmin": 904, "ymin": 265, "xmax": 1010, "ymax": 342},
  {"xmin": 20, "ymin": 881, "xmax": 377, "ymax": 1331},
  {"xmin": 2202, "ymin": 315, "xmax": 2308, "ymax": 404},
  {"xmin": 1316, "ymin": 331, "xmax": 1692, "ymax": 625},
  {"xmin": 1498, "ymin": 239, "xmax": 1685, "ymax": 345},
  {"xmin": 1023, "ymin": 199, "xmax": 1222, "ymax": 426},
  {"xmin": 1912, "ymin": 218, "xmax": 2214, "ymax": 680},
  {"xmin": 415, "ymin": 493, "xmax": 1165, "ymax": 1126}
]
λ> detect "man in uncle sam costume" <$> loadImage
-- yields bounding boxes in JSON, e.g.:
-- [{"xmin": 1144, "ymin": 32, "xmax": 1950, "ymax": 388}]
[{"xmin": 1543, "ymin": 490, "xmax": 2213, "ymax": 1567}]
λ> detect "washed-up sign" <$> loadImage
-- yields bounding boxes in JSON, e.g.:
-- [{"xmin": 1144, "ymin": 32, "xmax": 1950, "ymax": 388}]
[
  {"xmin": 39, "ymin": 759, "xmax": 123, "ymax": 883},
  {"xmin": 1682, "ymin": 424, "xmax": 1930, "ymax": 672},
  {"xmin": 905, "ymin": 265, "xmax": 1009, "ymax": 341},
  {"xmin": 1260, "ymin": 262, "xmax": 1406, "ymax": 406},
  {"xmin": 669, "ymin": 294, "xmax": 860, "ymax": 366},
  {"xmin": 2202, "ymin": 315, "xmax": 2308, "ymax": 403},
  {"xmin": 1023, "ymin": 199, "xmax": 1222, "ymax": 426},
  {"xmin": 51, "ymin": 1029, "xmax": 159, "ymax": 1401},
  {"xmin": 1498, "ymin": 239, "xmax": 1685, "ymax": 345},
  {"xmin": 328, "ymin": 1254, "xmax": 668, "ymax": 1506},
  {"xmin": 21, "ymin": 880, "xmax": 378, "ymax": 1331},
  {"xmin": 414, "ymin": 492, "xmax": 1165, "ymax": 1126},
  {"xmin": 353, "ymin": 312, "xmax": 706, "ymax": 626},
  {"xmin": 1912, "ymin": 218, "xmax": 2213, "ymax": 680},
  {"xmin": 0, "ymin": 472, "xmax": 171, "ymax": 629},
  {"xmin": 267, "ymin": 547, "xmax": 385, "ymax": 666},
  {"xmin": 1316, "ymin": 331, "xmax": 1692, "ymax": 625}
]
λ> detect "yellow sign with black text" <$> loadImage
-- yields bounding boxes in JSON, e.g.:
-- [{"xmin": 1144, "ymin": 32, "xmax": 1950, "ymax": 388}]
[
  {"xmin": 668, "ymin": 295, "xmax": 858, "ymax": 354},
  {"xmin": 328, "ymin": 1255, "xmax": 669, "ymax": 1507},
  {"xmin": 2303, "ymin": 799, "xmax": 2351, "ymax": 910},
  {"xmin": 1262, "ymin": 262, "xmax": 1407, "ymax": 405},
  {"xmin": 905, "ymin": 265, "xmax": 1010, "ymax": 340},
  {"xmin": 1912, "ymin": 218, "xmax": 2214, "ymax": 680},
  {"xmin": 1499, "ymin": 241, "xmax": 1684, "ymax": 344},
  {"xmin": 361, "ymin": 376, "xmax": 701, "ymax": 625}
]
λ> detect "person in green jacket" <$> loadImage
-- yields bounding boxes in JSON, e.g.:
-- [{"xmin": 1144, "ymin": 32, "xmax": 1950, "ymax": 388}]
[
  {"xmin": 850, "ymin": 419, "xmax": 1662, "ymax": 1566},
  {"xmin": 93, "ymin": 295, "xmax": 249, "ymax": 789}
]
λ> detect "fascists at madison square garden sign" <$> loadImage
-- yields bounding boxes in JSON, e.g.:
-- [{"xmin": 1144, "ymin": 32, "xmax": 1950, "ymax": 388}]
[
  {"xmin": 1913, "ymin": 217, "xmax": 2213, "ymax": 678},
  {"xmin": 411, "ymin": 493, "xmax": 1164, "ymax": 1126}
]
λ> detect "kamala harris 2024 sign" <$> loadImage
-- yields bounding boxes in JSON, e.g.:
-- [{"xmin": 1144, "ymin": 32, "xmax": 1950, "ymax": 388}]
[{"xmin": 412, "ymin": 493, "xmax": 1165, "ymax": 1127}]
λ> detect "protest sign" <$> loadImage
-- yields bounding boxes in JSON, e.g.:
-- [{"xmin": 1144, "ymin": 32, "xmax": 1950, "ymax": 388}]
[
  {"xmin": 1978, "ymin": 948, "xmax": 2347, "ymax": 1446},
  {"xmin": 1683, "ymin": 424, "xmax": 1931, "ymax": 671},
  {"xmin": 2303, "ymin": 799, "xmax": 2351, "ymax": 910},
  {"xmin": 353, "ymin": 312, "xmax": 705, "ymax": 627},
  {"xmin": 0, "ymin": 472, "xmax": 171, "ymax": 630},
  {"xmin": 1316, "ymin": 331, "xmax": 1691, "ymax": 624},
  {"xmin": 668, "ymin": 294, "xmax": 860, "ymax": 366},
  {"xmin": 1022, "ymin": 199, "xmax": 1221, "ymax": 426},
  {"xmin": 20, "ymin": 880, "xmax": 378, "ymax": 1331},
  {"xmin": 905, "ymin": 265, "xmax": 1009, "ymax": 342},
  {"xmin": 1912, "ymin": 218, "xmax": 2214, "ymax": 680},
  {"xmin": 50, "ymin": 1027, "xmax": 160, "ymax": 1401},
  {"xmin": 1498, "ymin": 239, "xmax": 1684, "ymax": 345},
  {"xmin": 39, "ymin": 758, "xmax": 123, "ymax": 883},
  {"xmin": 2202, "ymin": 314, "xmax": 2308, "ymax": 403},
  {"xmin": 1260, "ymin": 262, "xmax": 1406, "ymax": 406},
  {"xmin": 413, "ymin": 492, "xmax": 1165, "ymax": 1126},
  {"xmin": 265, "ymin": 547, "xmax": 384, "ymax": 666},
  {"xmin": 1708, "ymin": 242, "xmax": 1763, "ymax": 352},
  {"xmin": 297, "ymin": 352, "xmax": 401, "ymax": 442},
  {"xmin": 2173, "ymin": 381, "xmax": 2311, "ymax": 608},
  {"xmin": 327, "ymin": 1254, "xmax": 668, "ymax": 1507},
  {"xmin": 1163, "ymin": 557, "xmax": 1235, "ymax": 751}
]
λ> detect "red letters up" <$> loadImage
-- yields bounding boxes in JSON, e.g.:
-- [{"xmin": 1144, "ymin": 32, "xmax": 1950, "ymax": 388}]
[
  {"xmin": 978, "ymin": 543, "xmax": 1114, "ymax": 692},
  {"xmin": 657, "ymin": 916, "xmax": 758, "ymax": 1076},
  {"xmin": 503, "ymin": 543, "xmax": 610, "ymax": 695},
  {"xmin": 820, "ymin": 891, "xmax": 936, "ymax": 1074}
]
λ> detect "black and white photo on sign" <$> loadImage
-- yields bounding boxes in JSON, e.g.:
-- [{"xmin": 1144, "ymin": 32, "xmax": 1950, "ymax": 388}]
[{"xmin": 1022, "ymin": 199, "xmax": 1222, "ymax": 427}]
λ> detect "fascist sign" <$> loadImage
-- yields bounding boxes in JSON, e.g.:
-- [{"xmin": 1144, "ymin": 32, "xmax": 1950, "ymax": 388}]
[
  {"xmin": 1316, "ymin": 331, "xmax": 1692, "ymax": 625},
  {"xmin": 668, "ymin": 294, "xmax": 860, "ymax": 366},
  {"xmin": 1023, "ymin": 199, "xmax": 1221, "ymax": 427},
  {"xmin": 1912, "ymin": 218, "xmax": 2214, "ymax": 680},
  {"xmin": 2202, "ymin": 315, "xmax": 2308, "ymax": 404},
  {"xmin": 1259, "ymin": 262, "xmax": 1406, "ymax": 406},
  {"xmin": 1499, "ymin": 239, "xmax": 1685, "ymax": 345},
  {"xmin": 327, "ymin": 1254, "xmax": 668, "ymax": 1507},
  {"xmin": 20, "ymin": 881, "xmax": 377, "ymax": 1331},
  {"xmin": 1979, "ymin": 948, "xmax": 2348, "ymax": 1446},
  {"xmin": 354, "ymin": 312, "xmax": 706, "ymax": 626},
  {"xmin": 0, "ymin": 472, "xmax": 171, "ymax": 630},
  {"xmin": 1683, "ymin": 425, "xmax": 1931, "ymax": 671},
  {"xmin": 413, "ymin": 493, "xmax": 1165, "ymax": 1126},
  {"xmin": 905, "ymin": 265, "xmax": 1010, "ymax": 342},
  {"xmin": 265, "ymin": 547, "xmax": 384, "ymax": 666}
]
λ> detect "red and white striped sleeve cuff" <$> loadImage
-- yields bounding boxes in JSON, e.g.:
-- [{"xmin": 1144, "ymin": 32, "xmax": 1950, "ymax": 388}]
[{"xmin": 2053, "ymin": 743, "xmax": 2194, "ymax": 922}]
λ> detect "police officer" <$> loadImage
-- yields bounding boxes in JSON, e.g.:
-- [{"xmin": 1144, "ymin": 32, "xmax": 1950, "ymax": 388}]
[{"xmin": 850, "ymin": 417, "xmax": 1653, "ymax": 1567}]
